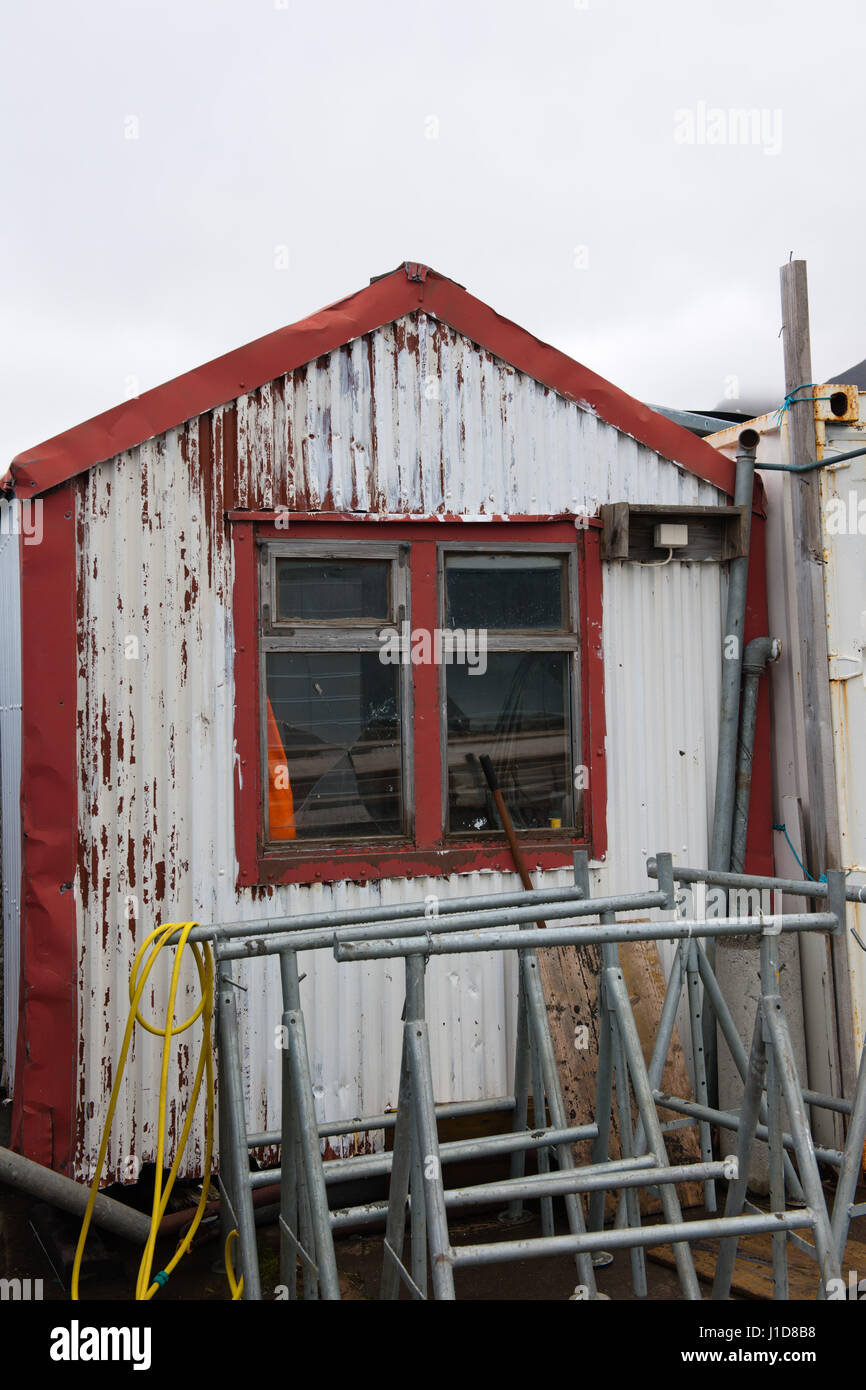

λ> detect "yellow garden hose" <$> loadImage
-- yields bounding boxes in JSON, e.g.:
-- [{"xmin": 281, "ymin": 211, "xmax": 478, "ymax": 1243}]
[
  {"xmin": 224, "ymin": 1229, "xmax": 244, "ymax": 1300},
  {"xmin": 71, "ymin": 920, "xmax": 239, "ymax": 1299}
]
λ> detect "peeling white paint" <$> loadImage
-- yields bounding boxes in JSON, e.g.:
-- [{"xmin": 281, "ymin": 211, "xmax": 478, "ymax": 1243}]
[{"xmin": 27, "ymin": 314, "xmax": 730, "ymax": 1181}]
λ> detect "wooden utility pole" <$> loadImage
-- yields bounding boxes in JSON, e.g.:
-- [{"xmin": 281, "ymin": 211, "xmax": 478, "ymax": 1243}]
[{"xmin": 779, "ymin": 259, "xmax": 855, "ymax": 1096}]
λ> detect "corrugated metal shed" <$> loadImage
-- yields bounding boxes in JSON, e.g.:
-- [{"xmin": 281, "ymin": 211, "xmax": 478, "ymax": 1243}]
[
  {"xmin": 69, "ymin": 321, "xmax": 727, "ymax": 1180},
  {"xmin": 4, "ymin": 264, "xmax": 753, "ymax": 1181}
]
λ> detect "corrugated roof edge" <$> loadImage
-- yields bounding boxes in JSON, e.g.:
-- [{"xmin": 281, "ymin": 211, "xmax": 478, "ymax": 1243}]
[{"xmin": 4, "ymin": 262, "xmax": 739, "ymax": 500}]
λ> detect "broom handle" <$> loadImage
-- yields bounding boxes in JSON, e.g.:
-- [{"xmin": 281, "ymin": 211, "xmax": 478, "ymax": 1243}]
[{"xmin": 479, "ymin": 755, "xmax": 546, "ymax": 927}]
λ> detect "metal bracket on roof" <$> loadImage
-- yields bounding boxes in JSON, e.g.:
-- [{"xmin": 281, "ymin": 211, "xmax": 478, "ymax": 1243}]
[{"xmin": 404, "ymin": 262, "xmax": 430, "ymax": 283}]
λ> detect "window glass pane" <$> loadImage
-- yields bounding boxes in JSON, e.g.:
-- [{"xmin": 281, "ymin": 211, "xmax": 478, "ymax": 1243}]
[
  {"xmin": 446, "ymin": 652, "xmax": 576, "ymax": 833},
  {"xmin": 445, "ymin": 554, "xmax": 565, "ymax": 630},
  {"xmin": 276, "ymin": 559, "xmax": 390, "ymax": 622},
  {"xmin": 266, "ymin": 652, "xmax": 402, "ymax": 839}
]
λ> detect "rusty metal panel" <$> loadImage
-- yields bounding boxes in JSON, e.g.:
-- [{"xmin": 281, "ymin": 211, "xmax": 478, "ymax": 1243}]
[
  {"xmin": 72, "ymin": 319, "xmax": 728, "ymax": 1182},
  {"xmin": 233, "ymin": 314, "xmax": 723, "ymax": 516},
  {"xmin": 0, "ymin": 513, "xmax": 22, "ymax": 1082}
]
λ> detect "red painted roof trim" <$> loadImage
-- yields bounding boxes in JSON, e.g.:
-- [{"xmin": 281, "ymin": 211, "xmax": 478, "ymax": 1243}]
[{"xmin": 5, "ymin": 263, "xmax": 737, "ymax": 498}]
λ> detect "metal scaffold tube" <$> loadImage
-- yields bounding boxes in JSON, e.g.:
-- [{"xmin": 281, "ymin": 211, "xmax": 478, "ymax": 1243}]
[{"xmin": 194, "ymin": 852, "xmax": 865, "ymax": 1300}]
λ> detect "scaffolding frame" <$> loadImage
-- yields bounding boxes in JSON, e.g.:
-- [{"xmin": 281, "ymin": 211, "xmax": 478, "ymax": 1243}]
[{"xmin": 179, "ymin": 847, "xmax": 866, "ymax": 1300}]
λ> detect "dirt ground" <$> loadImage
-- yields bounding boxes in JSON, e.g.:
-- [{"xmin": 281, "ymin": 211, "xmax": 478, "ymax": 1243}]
[{"xmin": 1, "ymin": 1099, "xmax": 859, "ymax": 1302}]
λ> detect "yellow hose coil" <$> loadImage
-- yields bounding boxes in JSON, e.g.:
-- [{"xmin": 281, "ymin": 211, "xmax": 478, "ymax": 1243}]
[{"xmin": 71, "ymin": 921, "xmax": 239, "ymax": 1299}]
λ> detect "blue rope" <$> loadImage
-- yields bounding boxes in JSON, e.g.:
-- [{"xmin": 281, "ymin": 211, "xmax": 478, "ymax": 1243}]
[
  {"xmin": 773, "ymin": 821, "xmax": 819, "ymax": 879},
  {"xmin": 773, "ymin": 822, "xmax": 852, "ymax": 882},
  {"xmin": 773, "ymin": 384, "xmax": 835, "ymax": 426}
]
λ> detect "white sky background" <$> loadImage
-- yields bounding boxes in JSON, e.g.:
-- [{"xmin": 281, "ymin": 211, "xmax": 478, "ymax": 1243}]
[{"xmin": 3, "ymin": 0, "xmax": 864, "ymax": 461}]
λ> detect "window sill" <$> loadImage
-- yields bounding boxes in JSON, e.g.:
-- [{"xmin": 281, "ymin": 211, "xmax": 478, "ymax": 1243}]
[{"xmin": 247, "ymin": 839, "xmax": 599, "ymax": 888}]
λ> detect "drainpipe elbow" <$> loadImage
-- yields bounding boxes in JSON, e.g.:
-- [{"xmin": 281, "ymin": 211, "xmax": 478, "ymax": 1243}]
[{"xmin": 742, "ymin": 636, "xmax": 782, "ymax": 678}]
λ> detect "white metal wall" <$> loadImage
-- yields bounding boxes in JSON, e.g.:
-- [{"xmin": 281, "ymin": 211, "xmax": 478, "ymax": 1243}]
[
  {"xmin": 232, "ymin": 314, "xmax": 725, "ymax": 517},
  {"xmin": 71, "ymin": 314, "xmax": 728, "ymax": 1180},
  {"xmin": 823, "ymin": 414, "xmax": 866, "ymax": 1054}
]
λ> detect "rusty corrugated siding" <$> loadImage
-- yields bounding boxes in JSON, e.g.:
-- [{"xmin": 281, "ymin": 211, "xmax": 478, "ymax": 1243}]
[
  {"xmin": 72, "ymin": 313, "xmax": 727, "ymax": 1181},
  {"xmin": 231, "ymin": 314, "xmax": 723, "ymax": 515}
]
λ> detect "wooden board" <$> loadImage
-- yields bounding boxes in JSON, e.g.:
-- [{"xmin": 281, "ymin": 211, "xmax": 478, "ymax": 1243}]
[
  {"xmin": 537, "ymin": 937, "xmax": 703, "ymax": 1215},
  {"xmin": 648, "ymin": 1231, "xmax": 866, "ymax": 1300}
]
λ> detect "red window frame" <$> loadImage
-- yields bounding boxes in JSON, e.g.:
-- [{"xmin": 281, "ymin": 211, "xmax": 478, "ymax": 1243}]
[{"xmin": 232, "ymin": 516, "xmax": 607, "ymax": 887}]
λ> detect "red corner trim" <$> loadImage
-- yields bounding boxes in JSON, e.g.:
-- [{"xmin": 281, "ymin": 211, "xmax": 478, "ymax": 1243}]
[{"xmin": 11, "ymin": 485, "xmax": 78, "ymax": 1172}]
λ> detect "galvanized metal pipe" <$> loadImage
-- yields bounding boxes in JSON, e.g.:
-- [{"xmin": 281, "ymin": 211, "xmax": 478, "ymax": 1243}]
[
  {"xmin": 647, "ymin": 857, "xmax": 866, "ymax": 905},
  {"xmin": 709, "ymin": 430, "xmax": 760, "ymax": 876},
  {"xmin": 609, "ymin": 1000, "xmax": 648, "ymax": 1296},
  {"xmin": 629, "ymin": 856, "xmax": 682, "ymax": 1141},
  {"xmin": 334, "ymin": 914, "xmax": 838, "ymax": 962},
  {"xmin": 216, "ymin": 962, "xmax": 262, "ymax": 1299},
  {"xmin": 507, "ymin": 977, "xmax": 532, "ymax": 1220},
  {"xmin": 451, "ymin": 1209, "xmax": 812, "ymax": 1268},
  {"xmin": 162, "ymin": 884, "xmax": 589, "ymax": 947},
  {"xmin": 731, "ymin": 638, "xmax": 782, "ymax": 874},
  {"xmin": 766, "ymin": 1029, "xmax": 788, "ymax": 1298},
  {"xmin": 216, "ymin": 890, "xmax": 669, "ymax": 962},
  {"xmin": 444, "ymin": 1158, "xmax": 730, "ymax": 1210},
  {"xmin": 713, "ymin": 1001, "xmax": 768, "ymax": 1302},
  {"xmin": 379, "ymin": 1026, "xmax": 415, "ymax": 1301},
  {"xmin": 653, "ymin": 1092, "xmax": 844, "ymax": 1168},
  {"xmin": 630, "ymin": 944, "xmax": 684, "ymax": 1185},
  {"xmin": 830, "ymin": 1037, "xmax": 866, "ymax": 1262},
  {"xmin": 246, "ymin": 1095, "xmax": 516, "ymax": 1149},
  {"xmin": 685, "ymin": 940, "xmax": 716, "ymax": 1212},
  {"xmin": 762, "ymin": 997, "xmax": 844, "ymax": 1292},
  {"xmin": 0, "ymin": 1147, "xmax": 152, "ymax": 1244},
  {"xmin": 407, "ymin": 1021, "xmax": 456, "ymax": 1299},
  {"xmin": 329, "ymin": 1155, "xmax": 656, "ymax": 1228},
  {"xmin": 528, "ymin": 987, "xmax": 554, "ymax": 1239},
  {"xmin": 248, "ymin": 1123, "xmax": 598, "ymax": 1190},
  {"xmin": 802, "ymin": 1089, "xmax": 852, "ymax": 1116},
  {"xmin": 284, "ymin": 1009, "xmax": 341, "ymax": 1299}
]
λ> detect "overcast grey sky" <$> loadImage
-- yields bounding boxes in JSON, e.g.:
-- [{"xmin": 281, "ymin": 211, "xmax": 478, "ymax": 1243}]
[{"xmin": 4, "ymin": 0, "xmax": 865, "ymax": 462}]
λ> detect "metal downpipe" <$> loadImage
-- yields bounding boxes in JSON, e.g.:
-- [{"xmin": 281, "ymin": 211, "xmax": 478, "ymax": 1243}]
[
  {"xmin": 730, "ymin": 637, "xmax": 782, "ymax": 874},
  {"xmin": 703, "ymin": 428, "xmax": 761, "ymax": 1105}
]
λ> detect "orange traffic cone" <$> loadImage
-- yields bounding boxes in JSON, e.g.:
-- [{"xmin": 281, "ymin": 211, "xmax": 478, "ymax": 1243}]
[{"xmin": 266, "ymin": 698, "xmax": 296, "ymax": 840}]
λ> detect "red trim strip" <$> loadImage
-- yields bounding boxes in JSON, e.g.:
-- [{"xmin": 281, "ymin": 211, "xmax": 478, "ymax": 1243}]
[
  {"xmin": 11, "ymin": 486, "xmax": 78, "ymax": 1171},
  {"xmin": 7, "ymin": 265, "xmax": 736, "ymax": 499},
  {"xmin": 255, "ymin": 845, "xmax": 598, "ymax": 887},
  {"xmin": 743, "ymin": 512, "xmax": 775, "ymax": 875},
  {"xmin": 227, "ymin": 510, "xmax": 604, "ymax": 527}
]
